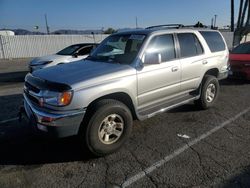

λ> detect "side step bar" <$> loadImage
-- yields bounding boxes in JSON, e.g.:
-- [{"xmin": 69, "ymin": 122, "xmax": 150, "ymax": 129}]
[
  {"xmin": 147, "ymin": 97, "xmax": 199, "ymax": 118},
  {"xmin": 137, "ymin": 95, "xmax": 199, "ymax": 120}
]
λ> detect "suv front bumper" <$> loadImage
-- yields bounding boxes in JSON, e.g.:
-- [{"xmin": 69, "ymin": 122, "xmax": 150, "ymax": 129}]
[{"xmin": 20, "ymin": 94, "xmax": 86, "ymax": 138}]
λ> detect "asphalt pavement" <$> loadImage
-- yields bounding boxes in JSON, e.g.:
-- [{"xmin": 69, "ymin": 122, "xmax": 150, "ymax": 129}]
[{"xmin": 0, "ymin": 59, "xmax": 250, "ymax": 188}]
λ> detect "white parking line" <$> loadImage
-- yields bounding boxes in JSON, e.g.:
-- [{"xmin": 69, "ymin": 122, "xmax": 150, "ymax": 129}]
[
  {"xmin": 121, "ymin": 107, "xmax": 250, "ymax": 188},
  {"xmin": 0, "ymin": 117, "xmax": 18, "ymax": 124}
]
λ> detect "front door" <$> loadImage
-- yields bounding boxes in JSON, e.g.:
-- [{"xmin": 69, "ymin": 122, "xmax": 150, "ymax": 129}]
[{"xmin": 137, "ymin": 34, "xmax": 181, "ymax": 109}]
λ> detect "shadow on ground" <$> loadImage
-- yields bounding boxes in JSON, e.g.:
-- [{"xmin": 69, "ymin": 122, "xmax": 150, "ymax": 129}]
[
  {"xmin": 220, "ymin": 166, "xmax": 250, "ymax": 188},
  {"xmin": 168, "ymin": 103, "xmax": 201, "ymax": 113},
  {"xmin": 220, "ymin": 78, "xmax": 250, "ymax": 86},
  {"xmin": 0, "ymin": 122, "xmax": 94, "ymax": 165},
  {"xmin": 0, "ymin": 93, "xmax": 94, "ymax": 165},
  {"xmin": 0, "ymin": 94, "xmax": 23, "ymax": 121}
]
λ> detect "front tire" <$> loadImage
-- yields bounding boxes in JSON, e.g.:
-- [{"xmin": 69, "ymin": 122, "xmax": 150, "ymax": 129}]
[
  {"xmin": 195, "ymin": 75, "xmax": 220, "ymax": 110},
  {"xmin": 80, "ymin": 99, "xmax": 133, "ymax": 156}
]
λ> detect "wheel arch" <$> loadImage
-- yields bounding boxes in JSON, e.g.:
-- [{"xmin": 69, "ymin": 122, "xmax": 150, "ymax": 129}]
[
  {"xmin": 204, "ymin": 68, "xmax": 219, "ymax": 78},
  {"xmin": 194, "ymin": 68, "xmax": 220, "ymax": 96},
  {"xmin": 85, "ymin": 92, "xmax": 138, "ymax": 120}
]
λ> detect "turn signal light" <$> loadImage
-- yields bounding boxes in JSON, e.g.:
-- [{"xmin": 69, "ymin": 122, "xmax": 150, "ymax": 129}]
[{"xmin": 58, "ymin": 91, "xmax": 72, "ymax": 106}]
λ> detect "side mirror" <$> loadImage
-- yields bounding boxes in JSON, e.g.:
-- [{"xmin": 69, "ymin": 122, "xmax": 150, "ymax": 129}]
[
  {"xmin": 72, "ymin": 52, "xmax": 78, "ymax": 58},
  {"xmin": 143, "ymin": 52, "xmax": 161, "ymax": 64}
]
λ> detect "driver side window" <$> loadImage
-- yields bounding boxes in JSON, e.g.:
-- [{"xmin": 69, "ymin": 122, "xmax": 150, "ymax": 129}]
[{"xmin": 146, "ymin": 34, "xmax": 176, "ymax": 63}]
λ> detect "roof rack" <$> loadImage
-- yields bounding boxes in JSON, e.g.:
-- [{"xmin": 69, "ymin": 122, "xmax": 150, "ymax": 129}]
[
  {"xmin": 146, "ymin": 24, "xmax": 208, "ymax": 30},
  {"xmin": 146, "ymin": 24, "xmax": 184, "ymax": 29}
]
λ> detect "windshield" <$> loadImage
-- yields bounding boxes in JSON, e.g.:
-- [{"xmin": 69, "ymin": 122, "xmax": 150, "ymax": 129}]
[
  {"xmin": 87, "ymin": 34, "xmax": 146, "ymax": 64},
  {"xmin": 57, "ymin": 45, "xmax": 82, "ymax": 55},
  {"xmin": 232, "ymin": 43, "xmax": 250, "ymax": 54}
]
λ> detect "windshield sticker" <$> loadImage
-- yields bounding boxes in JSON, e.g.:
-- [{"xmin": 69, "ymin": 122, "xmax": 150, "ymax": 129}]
[{"xmin": 129, "ymin": 35, "xmax": 145, "ymax": 40}]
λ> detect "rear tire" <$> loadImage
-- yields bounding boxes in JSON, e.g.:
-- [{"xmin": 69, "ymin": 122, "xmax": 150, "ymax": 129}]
[
  {"xmin": 80, "ymin": 99, "xmax": 133, "ymax": 156},
  {"xmin": 195, "ymin": 75, "xmax": 220, "ymax": 110}
]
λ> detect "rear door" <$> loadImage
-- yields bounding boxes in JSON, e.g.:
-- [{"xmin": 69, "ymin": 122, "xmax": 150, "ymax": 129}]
[{"xmin": 177, "ymin": 32, "xmax": 206, "ymax": 92}]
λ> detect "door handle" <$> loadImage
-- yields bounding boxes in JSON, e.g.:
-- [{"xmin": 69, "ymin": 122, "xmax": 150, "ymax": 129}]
[
  {"xmin": 202, "ymin": 60, "xmax": 208, "ymax": 65},
  {"xmin": 171, "ymin": 66, "xmax": 178, "ymax": 72}
]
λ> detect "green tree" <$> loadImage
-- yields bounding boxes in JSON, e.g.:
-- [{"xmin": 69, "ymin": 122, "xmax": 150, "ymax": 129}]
[{"xmin": 104, "ymin": 28, "xmax": 116, "ymax": 34}]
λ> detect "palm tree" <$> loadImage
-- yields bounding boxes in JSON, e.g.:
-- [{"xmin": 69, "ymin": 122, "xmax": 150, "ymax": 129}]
[{"xmin": 233, "ymin": 0, "xmax": 248, "ymax": 46}]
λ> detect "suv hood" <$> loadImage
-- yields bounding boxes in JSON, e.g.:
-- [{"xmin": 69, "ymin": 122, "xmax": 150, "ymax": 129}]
[
  {"xmin": 32, "ymin": 60, "xmax": 136, "ymax": 89},
  {"xmin": 30, "ymin": 54, "xmax": 70, "ymax": 65}
]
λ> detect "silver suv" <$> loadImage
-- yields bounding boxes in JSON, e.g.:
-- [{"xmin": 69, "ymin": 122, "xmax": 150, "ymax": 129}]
[{"xmin": 21, "ymin": 26, "xmax": 229, "ymax": 156}]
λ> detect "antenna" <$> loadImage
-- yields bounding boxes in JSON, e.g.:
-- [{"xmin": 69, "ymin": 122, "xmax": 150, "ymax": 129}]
[{"xmin": 45, "ymin": 14, "xmax": 50, "ymax": 35}]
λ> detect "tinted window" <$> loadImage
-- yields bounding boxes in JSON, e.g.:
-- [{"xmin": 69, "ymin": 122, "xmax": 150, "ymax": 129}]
[
  {"xmin": 232, "ymin": 43, "xmax": 250, "ymax": 54},
  {"xmin": 177, "ymin": 33, "xmax": 203, "ymax": 58},
  {"xmin": 146, "ymin": 34, "xmax": 176, "ymax": 62},
  {"xmin": 195, "ymin": 37, "xmax": 204, "ymax": 55},
  {"xmin": 200, "ymin": 31, "xmax": 226, "ymax": 52},
  {"xmin": 78, "ymin": 46, "xmax": 93, "ymax": 55},
  {"xmin": 57, "ymin": 45, "xmax": 82, "ymax": 55}
]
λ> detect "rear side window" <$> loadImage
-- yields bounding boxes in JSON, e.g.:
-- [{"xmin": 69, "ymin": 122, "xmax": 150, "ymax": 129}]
[
  {"xmin": 200, "ymin": 31, "xmax": 226, "ymax": 52},
  {"xmin": 147, "ymin": 34, "xmax": 176, "ymax": 62},
  {"xmin": 177, "ymin": 33, "xmax": 203, "ymax": 58},
  {"xmin": 232, "ymin": 43, "xmax": 250, "ymax": 54}
]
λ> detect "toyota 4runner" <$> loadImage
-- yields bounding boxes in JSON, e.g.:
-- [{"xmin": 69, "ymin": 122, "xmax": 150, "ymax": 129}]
[{"xmin": 20, "ymin": 25, "xmax": 229, "ymax": 156}]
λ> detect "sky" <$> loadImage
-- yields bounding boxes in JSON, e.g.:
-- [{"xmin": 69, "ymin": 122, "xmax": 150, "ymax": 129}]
[{"xmin": 0, "ymin": 0, "xmax": 238, "ymax": 32}]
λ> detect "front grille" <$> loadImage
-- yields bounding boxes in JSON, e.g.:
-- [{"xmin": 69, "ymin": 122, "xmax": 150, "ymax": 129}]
[
  {"xmin": 24, "ymin": 89, "xmax": 40, "ymax": 105},
  {"xmin": 25, "ymin": 82, "xmax": 40, "ymax": 93},
  {"xmin": 24, "ymin": 81, "xmax": 41, "ymax": 106},
  {"xmin": 28, "ymin": 93, "xmax": 40, "ymax": 105}
]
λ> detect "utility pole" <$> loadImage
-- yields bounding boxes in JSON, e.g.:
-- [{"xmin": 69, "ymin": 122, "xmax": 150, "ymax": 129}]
[
  {"xmin": 214, "ymin": 14, "xmax": 218, "ymax": 28},
  {"xmin": 231, "ymin": 0, "xmax": 235, "ymax": 31},
  {"xmin": 45, "ymin": 14, "xmax": 50, "ymax": 35},
  {"xmin": 135, "ymin": 16, "xmax": 138, "ymax": 29}
]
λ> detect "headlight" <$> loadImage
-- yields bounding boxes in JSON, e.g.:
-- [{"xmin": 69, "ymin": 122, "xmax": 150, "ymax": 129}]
[{"xmin": 41, "ymin": 90, "xmax": 73, "ymax": 106}]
